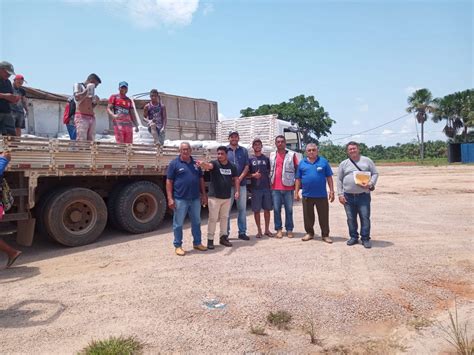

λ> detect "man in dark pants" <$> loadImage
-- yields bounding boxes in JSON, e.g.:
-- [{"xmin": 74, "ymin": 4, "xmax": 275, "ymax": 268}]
[
  {"xmin": 294, "ymin": 143, "xmax": 335, "ymax": 243},
  {"xmin": 337, "ymin": 141, "xmax": 378, "ymax": 249},
  {"xmin": 0, "ymin": 61, "xmax": 20, "ymax": 136}
]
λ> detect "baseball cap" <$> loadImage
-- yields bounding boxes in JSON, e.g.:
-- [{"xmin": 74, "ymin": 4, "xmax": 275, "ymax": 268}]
[
  {"xmin": 228, "ymin": 130, "xmax": 239, "ymax": 137},
  {"xmin": 252, "ymin": 137, "xmax": 262, "ymax": 145},
  {"xmin": 119, "ymin": 81, "xmax": 128, "ymax": 88},
  {"xmin": 14, "ymin": 74, "xmax": 26, "ymax": 82},
  {"xmin": 0, "ymin": 61, "xmax": 15, "ymax": 76}
]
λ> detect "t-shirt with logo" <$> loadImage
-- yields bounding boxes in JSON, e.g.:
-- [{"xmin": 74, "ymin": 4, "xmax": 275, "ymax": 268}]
[
  {"xmin": 208, "ymin": 160, "xmax": 238, "ymax": 199},
  {"xmin": 166, "ymin": 156, "xmax": 203, "ymax": 200},
  {"xmin": 109, "ymin": 94, "xmax": 133, "ymax": 126},
  {"xmin": 295, "ymin": 156, "xmax": 333, "ymax": 198},
  {"xmin": 10, "ymin": 86, "xmax": 26, "ymax": 113},
  {"xmin": 248, "ymin": 154, "xmax": 271, "ymax": 190},
  {"xmin": 144, "ymin": 102, "xmax": 165, "ymax": 130}
]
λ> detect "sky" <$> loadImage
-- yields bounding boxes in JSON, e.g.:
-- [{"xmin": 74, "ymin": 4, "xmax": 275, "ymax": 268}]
[{"xmin": 1, "ymin": 0, "xmax": 472, "ymax": 146}]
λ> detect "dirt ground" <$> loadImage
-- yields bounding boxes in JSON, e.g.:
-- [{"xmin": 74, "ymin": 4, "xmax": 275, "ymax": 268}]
[{"xmin": 1, "ymin": 165, "xmax": 473, "ymax": 354}]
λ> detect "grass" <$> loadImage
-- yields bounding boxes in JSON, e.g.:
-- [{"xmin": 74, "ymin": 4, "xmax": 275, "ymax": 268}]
[
  {"xmin": 250, "ymin": 325, "xmax": 267, "ymax": 336},
  {"xmin": 79, "ymin": 336, "xmax": 144, "ymax": 355},
  {"xmin": 267, "ymin": 310, "xmax": 292, "ymax": 330},
  {"xmin": 438, "ymin": 302, "xmax": 474, "ymax": 355},
  {"xmin": 374, "ymin": 158, "xmax": 450, "ymax": 166},
  {"xmin": 408, "ymin": 315, "xmax": 434, "ymax": 331}
]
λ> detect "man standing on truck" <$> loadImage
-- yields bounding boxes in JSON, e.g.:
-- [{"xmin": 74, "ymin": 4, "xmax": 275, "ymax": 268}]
[
  {"xmin": 0, "ymin": 61, "xmax": 20, "ymax": 136},
  {"xmin": 166, "ymin": 142, "xmax": 208, "ymax": 256},
  {"xmin": 143, "ymin": 89, "xmax": 167, "ymax": 146},
  {"xmin": 294, "ymin": 143, "xmax": 335, "ymax": 244},
  {"xmin": 270, "ymin": 135, "xmax": 299, "ymax": 238},
  {"xmin": 226, "ymin": 131, "xmax": 250, "ymax": 241},
  {"xmin": 107, "ymin": 81, "xmax": 140, "ymax": 144},
  {"xmin": 10, "ymin": 74, "xmax": 28, "ymax": 137},
  {"xmin": 199, "ymin": 146, "xmax": 239, "ymax": 249},
  {"xmin": 73, "ymin": 73, "xmax": 102, "ymax": 141},
  {"xmin": 248, "ymin": 138, "xmax": 273, "ymax": 238}
]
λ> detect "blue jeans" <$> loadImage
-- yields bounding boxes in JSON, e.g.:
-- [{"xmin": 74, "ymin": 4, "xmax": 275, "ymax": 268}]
[
  {"xmin": 173, "ymin": 198, "xmax": 202, "ymax": 247},
  {"xmin": 227, "ymin": 185, "xmax": 247, "ymax": 235},
  {"xmin": 343, "ymin": 193, "xmax": 371, "ymax": 241},
  {"xmin": 66, "ymin": 124, "xmax": 77, "ymax": 140},
  {"xmin": 272, "ymin": 190, "xmax": 294, "ymax": 231}
]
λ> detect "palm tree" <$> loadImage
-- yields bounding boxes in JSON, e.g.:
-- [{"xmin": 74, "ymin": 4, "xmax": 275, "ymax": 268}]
[{"xmin": 406, "ymin": 88, "xmax": 435, "ymax": 160}]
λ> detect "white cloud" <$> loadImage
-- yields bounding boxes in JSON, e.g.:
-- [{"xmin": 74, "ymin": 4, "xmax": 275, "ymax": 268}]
[
  {"xmin": 218, "ymin": 112, "xmax": 226, "ymax": 121},
  {"xmin": 405, "ymin": 86, "xmax": 421, "ymax": 95},
  {"xmin": 352, "ymin": 119, "xmax": 360, "ymax": 126},
  {"xmin": 382, "ymin": 129, "xmax": 394, "ymax": 135},
  {"xmin": 67, "ymin": 0, "xmax": 200, "ymax": 28}
]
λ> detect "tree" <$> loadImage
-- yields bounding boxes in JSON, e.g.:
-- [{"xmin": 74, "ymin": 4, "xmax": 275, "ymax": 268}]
[
  {"xmin": 406, "ymin": 88, "xmax": 435, "ymax": 160},
  {"xmin": 240, "ymin": 95, "xmax": 334, "ymax": 144},
  {"xmin": 432, "ymin": 89, "xmax": 474, "ymax": 142}
]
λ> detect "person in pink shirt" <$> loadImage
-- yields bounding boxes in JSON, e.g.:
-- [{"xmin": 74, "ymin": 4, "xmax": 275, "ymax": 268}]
[{"xmin": 269, "ymin": 135, "xmax": 299, "ymax": 238}]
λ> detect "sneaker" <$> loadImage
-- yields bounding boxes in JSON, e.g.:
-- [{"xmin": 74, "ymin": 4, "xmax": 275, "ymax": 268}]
[
  {"xmin": 346, "ymin": 238, "xmax": 358, "ymax": 246},
  {"xmin": 175, "ymin": 247, "xmax": 185, "ymax": 256},
  {"xmin": 362, "ymin": 240, "xmax": 372, "ymax": 249},
  {"xmin": 220, "ymin": 235, "xmax": 233, "ymax": 247},
  {"xmin": 275, "ymin": 230, "xmax": 283, "ymax": 238},
  {"xmin": 238, "ymin": 233, "xmax": 250, "ymax": 241},
  {"xmin": 302, "ymin": 234, "xmax": 314, "ymax": 241},
  {"xmin": 207, "ymin": 239, "xmax": 215, "ymax": 250},
  {"xmin": 193, "ymin": 244, "xmax": 208, "ymax": 251},
  {"xmin": 322, "ymin": 236, "xmax": 333, "ymax": 244},
  {"xmin": 286, "ymin": 231, "xmax": 294, "ymax": 238}
]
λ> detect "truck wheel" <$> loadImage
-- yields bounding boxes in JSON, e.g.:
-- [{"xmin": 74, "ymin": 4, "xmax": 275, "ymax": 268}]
[
  {"xmin": 107, "ymin": 182, "xmax": 127, "ymax": 231},
  {"xmin": 44, "ymin": 188, "xmax": 107, "ymax": 247},
  {"xmin": 114, "ymin": 181, "xmax": 166, "ymax": 234},
  {"xmin": 35, "ymin": 188, "xmax": 69, "ymax": 240}
]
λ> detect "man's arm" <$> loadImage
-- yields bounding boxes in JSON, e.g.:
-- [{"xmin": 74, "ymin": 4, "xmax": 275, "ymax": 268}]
[
  {"xmin": 166, "ymin": 179, "xmax": 175, "ymax": 210},
  {"xmin": 21, "ymin": 95, "xmax": 28, "ymax": 114},
  {"xmin": 143, "ymin": 104, "xmax": 149, "ymax": 120},
  {"xmin": 337, "ymin": 163, "xmax": 346, "ymax": 205},
  {"xmin": 198, "ymin": 161, "xmax": 215, "ymax": 171},
  {"xmin": 239, "ymin": 164, "xmax": 249, "ymax": 184},
  {"xmin": 233, "ymin": 177, "xmax": 240, "ymax": 200},
  {"xmin": 368, "ymin": 159, "xmax": 379, "ymax": 187},
  {"xmin": 327, "ymin": 176, "xmax": 335, "ymax": 202},
  {"xmin": 294, "ymin": 178, "xmax": 301, "ymax": 201},
  {"xmin": 106, "ymin": 103, "xmax": 116, "ymax": 119},
  {"xmin": 129, "ymin": 101, "xmax": 140, "ymax": 131},
  {"xmin": 0, "ymin": 93, "xmax": 20, "ymax": 103},
  {"xmin": 74, "ymin": 84, "xmax": 88, "ymax": 102}
]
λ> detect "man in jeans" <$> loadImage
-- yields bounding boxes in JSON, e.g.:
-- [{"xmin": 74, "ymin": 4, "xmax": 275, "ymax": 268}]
[
  {"xmin": 199, "ymin": 146, "xmax": 239, "ymax": 249},
  {"xmin": 166, "ymin": 142, "xmax": 208, "ymax": 256},
  {"xmin": 270, "ymin": 135, "xmax": 299, "ymax": 238},
  {"xmin": 294, "ymin": 143, "xmax": 335, "ymax": 243},
  {"xmin": 337, "ymin": 141, "xmax": 378, "ymax": 249},
  {"xmin": 226, "ymin": 131, "xmax": 250, "ymax": 240}
]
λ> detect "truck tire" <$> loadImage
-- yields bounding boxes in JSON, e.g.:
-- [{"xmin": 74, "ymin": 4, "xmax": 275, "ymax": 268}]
[
  {"xmin": 35, "ymin": 188, "xmax": 69, "ymax": 240},
  {"xmin": 44, "ymin": 188, "xmax": 108, "ymax": 247},
  {"xmin": 107, "ymin": 182, "xmax": 127, "ymax": 231},
  {"xmin": 113, "ymin": 181, "xmax": 166, "ymax": 234}
]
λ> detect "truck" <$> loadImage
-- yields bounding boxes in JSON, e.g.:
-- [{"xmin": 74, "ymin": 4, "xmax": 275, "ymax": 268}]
[{"xmin": 2, "ymin": 89, "xmax": 302, "ymax": 248}]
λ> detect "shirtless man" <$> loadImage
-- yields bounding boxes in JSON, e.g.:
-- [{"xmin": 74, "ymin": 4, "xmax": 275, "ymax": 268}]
[{"xmin": 73, "ymin": 73, "xmax": 101, "ymax": 141}]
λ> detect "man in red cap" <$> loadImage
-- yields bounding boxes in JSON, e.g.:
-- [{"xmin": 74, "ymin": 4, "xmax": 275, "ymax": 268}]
[
  {"xmin": 11, "ymin": 74, "xmax": 28, "ymax": 136},
  {"xmin": 0, "ymin": 61, "xmax": 20, "ymax": 136}
]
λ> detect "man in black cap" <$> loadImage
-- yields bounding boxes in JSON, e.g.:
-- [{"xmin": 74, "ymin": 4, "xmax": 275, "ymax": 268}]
[{"xmin": 0, "ymin": 61, "xmax": 20, "ymax": 136}]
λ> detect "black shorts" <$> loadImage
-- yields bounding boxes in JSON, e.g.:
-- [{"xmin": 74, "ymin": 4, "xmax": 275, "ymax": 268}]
[
  {"xmin": 11, "ymin": 111, "xmax": 25, "ymax": 129},
  {"xmin": 251, "ymin": 189, "xmax": 273, "ymax": 212},
  {"xmin": 0, "ymin": 112, "xmax": 16, "ymax": 135}
]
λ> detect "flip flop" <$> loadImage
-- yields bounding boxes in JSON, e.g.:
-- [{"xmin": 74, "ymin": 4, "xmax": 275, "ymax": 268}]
[
  {"xmin": 6, "ymin": 251, "xmax": 22, "ymax": 269},
  {"xmin": 256, "ymin": 233, "xmax": 263, "ymax": 238},
  {"xmin": 264, "ymin": 231, "xmax": 274, "ymax": 238}
]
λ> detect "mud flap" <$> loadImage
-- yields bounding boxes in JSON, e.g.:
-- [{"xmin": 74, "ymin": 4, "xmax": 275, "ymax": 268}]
[{"xmin": 16, "ymin": 218, "xmax": 36, "ymax": 246}]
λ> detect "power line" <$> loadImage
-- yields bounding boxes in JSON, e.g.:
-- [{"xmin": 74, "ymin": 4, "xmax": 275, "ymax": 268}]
[{"xmin": 330, "ymin": 113, "xmax": 411, "ymax": 142}]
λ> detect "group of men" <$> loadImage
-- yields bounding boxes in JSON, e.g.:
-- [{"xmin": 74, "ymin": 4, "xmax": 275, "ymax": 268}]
[
  {"xmin": 166, "ymin": 131, "xmax": 379, "ymax": 256},
  {"xmin": 0, "ymin": 61, "xmax": 28, "ymax": 137},
  {"xmin": 67, "ymin": 74, "xmax": 168, "ymax": 145}
]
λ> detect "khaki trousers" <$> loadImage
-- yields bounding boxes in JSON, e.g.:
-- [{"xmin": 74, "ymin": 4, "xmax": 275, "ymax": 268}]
[{"xmin": 207, "ymin": 197, "xmax": 231, "ymax": 240}]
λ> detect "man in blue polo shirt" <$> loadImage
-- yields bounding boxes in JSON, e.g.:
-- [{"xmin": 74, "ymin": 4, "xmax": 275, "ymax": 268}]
[
  {"xmin": 294, "ymin": 143, "xmax": 335, "ymax": 243},
  {"xmin": 166, "ymin": 142, "xmax": 208, "ymax": 256},
  {"xmin": 226, "ymin": 131, "xmax": 250, "ymax": 240}
]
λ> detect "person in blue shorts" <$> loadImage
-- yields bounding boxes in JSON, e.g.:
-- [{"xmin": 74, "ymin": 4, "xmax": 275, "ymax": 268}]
[{"xmin": 248, "ymin": 138, "xmax": 274, "ymax": 238}]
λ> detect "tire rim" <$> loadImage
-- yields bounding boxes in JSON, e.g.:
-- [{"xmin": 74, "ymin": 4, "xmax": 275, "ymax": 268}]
[
  {"xmin": 62, "ymin": 200, "xmax": 98, "ymax": 235},
  {"xmin": 132, "ymin": 193, "xmax": 158, "ymax": 223}
]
